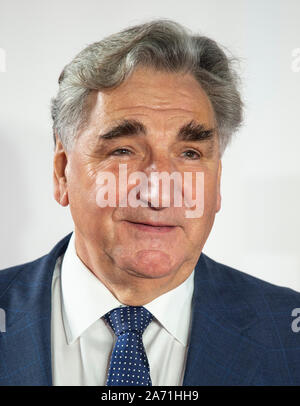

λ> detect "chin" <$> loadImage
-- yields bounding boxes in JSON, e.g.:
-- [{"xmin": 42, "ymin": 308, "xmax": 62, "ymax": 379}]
[{"xmin": 119, "ymin": 249, "xmax": 182, "ymax": 279}]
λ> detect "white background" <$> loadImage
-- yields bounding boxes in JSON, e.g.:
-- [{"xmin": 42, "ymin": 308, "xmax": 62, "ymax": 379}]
[{"xmin": 1, "ymin": 0, "xmax": 300, "ymax": 291}]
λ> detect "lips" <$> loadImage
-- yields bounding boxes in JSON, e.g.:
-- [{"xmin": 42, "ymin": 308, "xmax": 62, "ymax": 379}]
[
  {"xmin": 125, "ymin": 220, "xmax": 177, "ymax": 233},
  {"xmin": 132, "ymin": 221, "xmax": 175, "ymax": 227}
]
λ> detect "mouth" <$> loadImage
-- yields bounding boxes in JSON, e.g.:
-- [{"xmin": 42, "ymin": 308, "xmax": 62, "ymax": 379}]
[{"xmin": 125, "ymin": 220, "xmax": 177, "ymax": 233}]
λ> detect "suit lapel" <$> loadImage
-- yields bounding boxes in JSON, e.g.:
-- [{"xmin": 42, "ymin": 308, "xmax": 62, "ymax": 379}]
[
  {"xmin": 183, "ymin": 253, "xmax": 262, "ymax": 385},
  {"xmin": 0, "ymin": 233, "xmax": 72, "ymax": 385}
]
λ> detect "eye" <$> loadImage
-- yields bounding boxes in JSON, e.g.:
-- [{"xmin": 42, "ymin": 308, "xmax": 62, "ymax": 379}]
[
  {"xmin": 182, "ymin": 149, "xmax": 201, "ymax": 160},
  {"xmin": 111, "ymin": 148, "xmax": 132, "ymax": 156}
]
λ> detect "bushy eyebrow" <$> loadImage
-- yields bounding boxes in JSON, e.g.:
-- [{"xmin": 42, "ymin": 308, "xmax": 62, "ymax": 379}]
[
  {"xmin": 98, "ymin": 118, "xmax": 215, "ymax": 142},
  {"xmin": 177, "ymin": 120, "xmax": 215, "ymax": 141},
  {"xmin": 99, "ymin": 119, "xmax": 147, "ymax": 139}
]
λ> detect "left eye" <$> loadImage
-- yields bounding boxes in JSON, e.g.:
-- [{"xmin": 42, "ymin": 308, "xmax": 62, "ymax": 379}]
[
  {"xmin": 182, "ymin": 150, "xmax": 201, "ymax": 159},
  {"xmin": 111, "ymin": 148, "xmax": 132, "ymax": 156}
]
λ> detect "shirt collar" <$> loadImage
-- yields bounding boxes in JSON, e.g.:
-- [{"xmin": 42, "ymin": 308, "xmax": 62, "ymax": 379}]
[
  {"xmin": 61, "ymin": 232, "xmax": 194, "ymax": 346},
  {"xmin": 144, "ymin": 271, "xmax": 194, "ymax": 346}
]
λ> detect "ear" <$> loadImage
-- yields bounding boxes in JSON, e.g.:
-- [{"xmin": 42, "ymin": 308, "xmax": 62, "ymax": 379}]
[
  {"xmin": 216, "ymin": 159, "xmax": 222, "ymax": 213},
  {"xmin": 53, "ymin": 133, "xmax": 69, "ymax": 206}
]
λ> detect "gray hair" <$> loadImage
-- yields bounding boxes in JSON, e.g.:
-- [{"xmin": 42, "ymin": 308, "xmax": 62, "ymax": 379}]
[{"xmin": 51, "ymin": 19, "xmax": 243, "ymax": 155}]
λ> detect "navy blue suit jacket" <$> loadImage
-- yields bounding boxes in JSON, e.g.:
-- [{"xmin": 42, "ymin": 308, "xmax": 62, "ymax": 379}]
[{"xmin": 0, "ymin": 232, "xmax": 300, "ymax": 385}]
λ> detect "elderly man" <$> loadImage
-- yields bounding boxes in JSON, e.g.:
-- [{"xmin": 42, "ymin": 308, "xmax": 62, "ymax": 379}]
[{"xmin": 0, "ymin": 19, "xmax": 299, "ymax": 387}]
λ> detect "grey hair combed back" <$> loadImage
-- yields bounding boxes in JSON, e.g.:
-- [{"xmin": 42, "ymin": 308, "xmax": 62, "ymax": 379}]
[{"xmin": 51, "ymin": 19, "xmax": 243, "ymax": 154}]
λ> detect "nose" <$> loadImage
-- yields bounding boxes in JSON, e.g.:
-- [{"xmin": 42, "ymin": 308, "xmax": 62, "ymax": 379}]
[{"xmin": 137, "ymin": 156, "xmax": 182, "ymax": 210}]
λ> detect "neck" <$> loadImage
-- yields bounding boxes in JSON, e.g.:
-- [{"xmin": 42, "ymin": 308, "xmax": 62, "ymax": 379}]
[{"xmin": 73, "ymin": 232, "xmax": 197, "ymax": 306}]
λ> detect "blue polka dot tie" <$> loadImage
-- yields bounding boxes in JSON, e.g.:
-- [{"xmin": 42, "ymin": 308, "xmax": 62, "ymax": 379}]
[{"xmin": 103, "ymin": 306, "xmax": 153, "ymax": 386}]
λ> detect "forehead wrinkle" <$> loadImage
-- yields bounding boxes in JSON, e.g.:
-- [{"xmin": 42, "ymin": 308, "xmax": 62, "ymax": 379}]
[
  {"xmin": 101, "ymin": 105, "xmax": 199, "ymax": 115},
  {"xmin": 99, "ymin": 107, "xmax": 214, "ymax": 134}
]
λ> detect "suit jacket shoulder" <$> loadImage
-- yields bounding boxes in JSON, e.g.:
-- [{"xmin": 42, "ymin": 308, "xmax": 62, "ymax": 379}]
[
  {"xmin": 202, "ymin": 252, "xmax": 300, "ymax": 315},
  {"xmin": 0, "ymin": 233, "xmax": 72, "ymax": 385},
  {"xmin": 201, "ymin": 253, "xmax": 300, "ymax": 337},
  {"xmin": 183, "ymin": 252, "xmax": 300, "ymax": 385}
]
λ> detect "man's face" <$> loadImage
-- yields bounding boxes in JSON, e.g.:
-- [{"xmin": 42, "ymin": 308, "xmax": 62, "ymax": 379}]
[{"xmin": 54, "ymin": 66, "xmax": 221, "ymax": 285}]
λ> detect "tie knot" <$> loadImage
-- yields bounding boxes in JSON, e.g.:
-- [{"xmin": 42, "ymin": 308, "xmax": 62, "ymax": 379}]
[{"xmin": 103, "ymin": 306, "xmax": 153, "ymax": 337}]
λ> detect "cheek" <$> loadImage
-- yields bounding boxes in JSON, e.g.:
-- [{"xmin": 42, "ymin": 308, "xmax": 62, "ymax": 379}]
[
  {"xmin": 67, "ymin": 154, "xmax": 117, "ymax": 207},
  {"xmin": 183, "ymin": 172, "xmax": 219, "ymax": 237},
  {"xmin": 66, "ymin": 162, "xmax": 116, "ymax": 234},
  {"xmin": 94, "ymin": 163, "xmax": 153, "ymax": 210},
  {"xmin": 182, "ymin": 170, "xmax": 219, "ymax": 215},
  {"xmin": 68, "ymin": 171, "xmax": 97, "ymax": 211},
  {"xmin": 203, "ymin": 170, "xmax": 220, "ymax": 209}
]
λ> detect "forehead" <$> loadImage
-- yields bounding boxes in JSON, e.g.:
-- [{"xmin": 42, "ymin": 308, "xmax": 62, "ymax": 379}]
[{"xmin": 86, "ymin": 67, "xmax": 216, "ymax": 130}]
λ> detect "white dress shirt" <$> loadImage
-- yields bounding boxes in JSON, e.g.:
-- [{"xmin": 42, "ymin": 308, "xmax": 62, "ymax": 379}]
[{"xmin": 51, "ymin": 232, "xmax": 194, "ymax": 386}]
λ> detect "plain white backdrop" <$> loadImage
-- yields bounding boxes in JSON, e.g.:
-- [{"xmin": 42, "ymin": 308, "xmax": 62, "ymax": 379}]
[{"xmin": 1, "ymin": 0, "xmax": 300, "ymax": 291}]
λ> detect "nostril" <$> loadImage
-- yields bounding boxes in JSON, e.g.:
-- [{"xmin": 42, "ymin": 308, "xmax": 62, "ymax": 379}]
[{"xmin": 148, "ymin": 201, "xmax": 168, "ymax": 210}]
